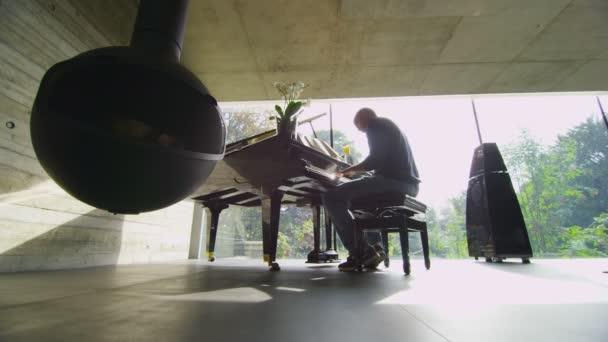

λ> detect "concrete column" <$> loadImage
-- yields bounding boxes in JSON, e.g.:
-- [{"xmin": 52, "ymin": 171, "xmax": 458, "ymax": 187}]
[{"xmin": 188, "ymin": 202, "xmax": 205, "ymax": 259}]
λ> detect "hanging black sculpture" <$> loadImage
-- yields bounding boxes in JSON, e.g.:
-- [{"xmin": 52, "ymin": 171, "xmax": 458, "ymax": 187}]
[{"xmin": 30, "ymin": 0, "xmax": 225, "ymax": 214}]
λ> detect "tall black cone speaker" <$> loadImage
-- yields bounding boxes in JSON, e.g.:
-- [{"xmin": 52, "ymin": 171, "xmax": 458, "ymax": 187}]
[
  {"xmin": 466, "ymin": 143, "xmax": 533, "ymax": 263},
  {"xmin": 30, "ymin": 0, "xmax": 225, "ymax": 214}
]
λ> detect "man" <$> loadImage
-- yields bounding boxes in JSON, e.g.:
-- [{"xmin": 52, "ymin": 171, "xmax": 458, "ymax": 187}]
[{"xmin": 323, "ymin": 108, "xmax": 420, "ymax": 271}]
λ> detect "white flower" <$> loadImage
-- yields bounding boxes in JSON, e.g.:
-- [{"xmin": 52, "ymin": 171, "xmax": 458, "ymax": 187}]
[
  {"xmin": 272, "ymin": 81, "xmax": 311, "ymax": 122},
  {"xmin": 273, "ymin": 81, "xmax": 308, "ymax": 102}
]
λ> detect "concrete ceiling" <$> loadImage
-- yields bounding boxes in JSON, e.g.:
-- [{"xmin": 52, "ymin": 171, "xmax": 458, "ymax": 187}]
[{"xmin": 181, "ymin": 0, "xmax": 608, "ymax": 101}]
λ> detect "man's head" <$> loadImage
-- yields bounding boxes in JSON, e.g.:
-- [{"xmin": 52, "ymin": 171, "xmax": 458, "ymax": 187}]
[{"xmin": 354, "ymin": 108, "xmax": 377, "ymax": 132}]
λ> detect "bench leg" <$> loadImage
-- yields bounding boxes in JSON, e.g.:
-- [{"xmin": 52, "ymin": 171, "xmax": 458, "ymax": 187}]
[
  {"xmin": 420, "ymin": 223, "xmax": 431, "ymax": 270},
  {"xmin": 381, "ymin": 230, "xmax": 390, "ymax": 268},
  {"xmin": 399, "ymin": 229, "xmax": 410, "ymax": 275},
  {"xmin": 351, "ymin": 229, "xmax": 363, "ymax": 271}
]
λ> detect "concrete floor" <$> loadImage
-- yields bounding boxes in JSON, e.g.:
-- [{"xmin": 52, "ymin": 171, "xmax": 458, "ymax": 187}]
[{"xmin": 0, "ymin": 258, "xmax": 607, "ymax": 342}]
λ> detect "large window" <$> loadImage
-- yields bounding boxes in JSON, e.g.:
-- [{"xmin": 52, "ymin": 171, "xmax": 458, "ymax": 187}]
[
  {"xmin": 476, "ymin": 94, "xmax": 608, "ymax": 257},
  {"xmin": 211, "ymin": 93, "xmax": 608, "ymax": 259}
]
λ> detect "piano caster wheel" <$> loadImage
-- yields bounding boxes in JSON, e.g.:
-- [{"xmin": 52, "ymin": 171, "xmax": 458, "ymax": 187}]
[
  {"xmin": 269, "ymin": 262, "xmax": 280, "ymax": 271},
  {"xmin": 475, "ymin": 256, "xmax": 479, "ymax": 261},
  {"xmin": 403, "ymin": 262, "xmax": 411, "ymax": 275},
  {"xmin": 384, "ymin": 256, "xmax": 390, "ymax": 268},
  {"xmin": 485, "ymin": 257, "xmax": 493, "ymax": 263},
  {"xmin": 424, "ymin": 259, "xmax": 431, "ymax": 270},
  {"xmin": 208, "ymin": 256, "xmax": 216, "ymax": 262},
  {"xmin": 522, "ymin": 257, "xmax": 531, "ymax": 264}
]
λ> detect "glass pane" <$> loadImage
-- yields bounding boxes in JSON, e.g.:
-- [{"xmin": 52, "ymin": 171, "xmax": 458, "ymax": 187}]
[
  {"xmin": 295, "ymin": 102, "xmax": 331, "ymax": 140},
  {"xmin": 476, "ymin": 94, "xmax": 608, "ymax": 258},
  {"xmin": 220, "ymin": 102, "xmax": 275, "ymax": 144},
  {"xmin": 212, "ymin": 93, "xmax": 608, "ymax": 261}
]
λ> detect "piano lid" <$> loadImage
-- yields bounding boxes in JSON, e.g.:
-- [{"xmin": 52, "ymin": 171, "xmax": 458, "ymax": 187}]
[{"xmin": 192, "ymin": 120, "xmax": 350, "ymax": 206}]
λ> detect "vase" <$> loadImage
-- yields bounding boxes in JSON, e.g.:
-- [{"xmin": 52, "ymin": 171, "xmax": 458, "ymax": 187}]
[{"xmin": 277, "ymin": 116, "xmax": 298, "ymax": 140}]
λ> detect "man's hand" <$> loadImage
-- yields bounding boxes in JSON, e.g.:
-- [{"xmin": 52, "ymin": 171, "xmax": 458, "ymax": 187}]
[
  {"xmin": 336, "ymin": 169, "xmax": 355, "ymax": 178},
  {"xmin": 337, "ymin": 165, "xmax": 362, "ymax": 177}
]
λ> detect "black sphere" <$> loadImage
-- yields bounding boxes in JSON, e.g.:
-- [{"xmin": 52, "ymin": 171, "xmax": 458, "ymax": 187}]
[{"xmin": 31, "ymin": 47, "xmax": 225, "ymax": 214}]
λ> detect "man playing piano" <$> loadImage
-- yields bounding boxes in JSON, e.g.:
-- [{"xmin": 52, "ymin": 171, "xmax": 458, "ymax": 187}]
[{"xmin": 323, "ymin": 108, "xmax": 420, "ymax": 271}]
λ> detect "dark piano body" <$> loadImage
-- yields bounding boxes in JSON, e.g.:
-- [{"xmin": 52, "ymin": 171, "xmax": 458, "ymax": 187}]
[
  {"xmin": 190, "ymin": 127, "xmax": 347, "ymax": 270},
  {"xmin": 190, "ymin": 127, "xmax": 425, "ymax": 271}
]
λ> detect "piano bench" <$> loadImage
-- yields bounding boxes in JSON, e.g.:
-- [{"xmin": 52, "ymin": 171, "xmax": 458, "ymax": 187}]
[
  {"xmin": 353, "ymin": 207, "xmax": 430, "ymax": 275},
  {"xmin": 352, "ymin": 193, "xmax": 414, "ymax": 210}
]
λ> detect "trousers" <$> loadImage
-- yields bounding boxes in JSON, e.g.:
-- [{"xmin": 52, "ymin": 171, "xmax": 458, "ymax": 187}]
[{"xmin": 322, "ymin": 175, "xmax": 419, "ymax": 257}]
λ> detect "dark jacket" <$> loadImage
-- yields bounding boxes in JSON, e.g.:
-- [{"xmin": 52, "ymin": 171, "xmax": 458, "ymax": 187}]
[{"xmin": 360, "ymin": 117, "xmax": 420, "ymax": 184}]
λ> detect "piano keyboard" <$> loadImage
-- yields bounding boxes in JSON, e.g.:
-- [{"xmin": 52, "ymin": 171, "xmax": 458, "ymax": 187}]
[
  {"xmin": 303, "ymin": 165, "xmax": 351, "ymax": 185},
  {"xmin": 304, "ymin": 164, "xmax": 427, "ymax": 213}
]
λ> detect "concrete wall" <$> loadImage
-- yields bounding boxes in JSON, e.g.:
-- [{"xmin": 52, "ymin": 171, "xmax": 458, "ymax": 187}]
[{"xmin": 0, "ymin": 0, "xmax": 197, "ymax": 272}]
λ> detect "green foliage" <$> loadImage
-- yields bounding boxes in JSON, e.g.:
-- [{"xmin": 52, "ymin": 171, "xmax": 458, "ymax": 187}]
[
  {"xmin": 425, "ymin": 192, "xmax": 468, "ymax": 258},
  {"xmin": 387, "ymin": 234, "xmax": 402, "ymax": 256},
  {"xmin": 277, "ymin": 232, "xmax": 291, "ymax": 258},
  {"xmin": 223, "ymin": 109, "xmax": 274, "ymax": 144},
  {"xmin": 243, "ymin": 206, "xmax": 316, "ymax": 258},
  {"xmin": 425, "ymin": 208, "xmax": 448, "ymax": 257},
  {"xmin": 240, "ymin": 207, "xmax": 263, "ymax": 240},
  {"xmin": 503, "ymin": 117, "xmax": 608, "ymax": 257},
  {"xmin": 274, "ymin": 105, "xmax": 283, "ymax": 117},
  {"xmin": 559, "ymin": 212, "xmax": 608, "ymax": 257},
  {"xmin": 292, "ymin": 219, "xmax": 315, "ymax": 256},
  {"xmin": 284, "ymin": 101, "xmax": 303, "ymax": 120}
]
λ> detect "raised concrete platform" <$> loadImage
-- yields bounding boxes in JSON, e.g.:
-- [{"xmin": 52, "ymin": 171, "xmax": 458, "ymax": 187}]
[{"xmin": 1, "ymin": 258, "xmax": 607, "ymax": 341}]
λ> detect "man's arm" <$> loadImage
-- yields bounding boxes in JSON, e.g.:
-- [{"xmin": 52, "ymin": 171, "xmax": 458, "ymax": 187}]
[
  {"xmin": 344, "ymin": 126, "xmax": 388, "ymax": 176},
  {"xmin": 336, "ymin": 162, "xmax": 367, "ymax": 177},
  {"xmin": 337, "ymin": 128, "xmax": 389, "ymax": 176}
]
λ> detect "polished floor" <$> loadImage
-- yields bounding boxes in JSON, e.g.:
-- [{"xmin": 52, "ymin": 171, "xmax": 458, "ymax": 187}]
[{"xmin": 1, "ymin": 258, "xmax": 607, "ymax": 342}]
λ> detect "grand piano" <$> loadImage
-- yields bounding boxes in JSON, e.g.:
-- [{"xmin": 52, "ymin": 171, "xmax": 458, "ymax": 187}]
[
  {"xmin": 190, "ymin": 115, "xmax": 425, "ymax": 271},
  {"xmin": 190, "ymin": 113, "xmax": 351, "ymax": 270}
]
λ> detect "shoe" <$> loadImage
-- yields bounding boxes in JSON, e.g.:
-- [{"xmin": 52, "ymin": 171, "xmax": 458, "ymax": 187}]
[
  {"xmin": 338, "ymin": 256, "xmax": 359, "ymax": 272},
  {"xmin": 363, "ymin": 244, "xmax": 386, "ymax": 269},
  {"xmin": 373, "ymin": 243, "xmax": 388, "ymax": 260}
]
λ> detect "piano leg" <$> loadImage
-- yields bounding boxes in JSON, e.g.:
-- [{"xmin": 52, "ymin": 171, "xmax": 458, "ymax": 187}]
[
  {"xmin": 399, "ymin": 229, "xmax": 410, "ymax": 275},
  {"xmin": 307, "ymin": 207, "xmax": 340, "ymax": 263},
  {"xmin": 313, "ymin": 205, "xmax": 321, "ymax": 253},
  {"xmin": 306, "ymin": 206, "xmax": 322, "ymax": 263},
  {"xmin": 322, "ymin": 209, "xmax": 339, "ymax": 261},
  {"xmin": 324, "ymin": 211, "xmax": 332, "ymax": 251},
  {"xmin": 382, "ymin": 230, "xmax": 390, "ymax": 268},
  {"xmin": 204, "ymin": 203, "xmax": 229, "ymax": 262},
  {"xmin": 261, "ymin": 190, "xmax": 283, "ymax": 271}
]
